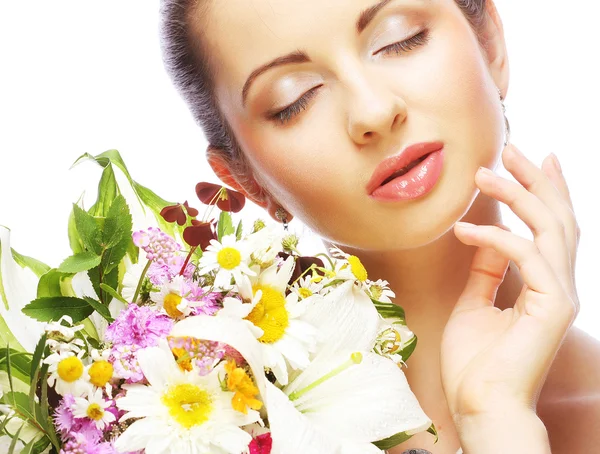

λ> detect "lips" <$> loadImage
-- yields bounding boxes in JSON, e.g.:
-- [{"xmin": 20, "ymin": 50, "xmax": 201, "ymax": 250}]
[{"xmin": 366, "ymin": 141, "xmax": 445, "ymax": 195}]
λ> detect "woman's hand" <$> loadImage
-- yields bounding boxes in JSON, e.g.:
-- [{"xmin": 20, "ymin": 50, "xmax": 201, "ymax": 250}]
[{"xmin": 441, "ymin": 143, "xmax": 581, "ymax": 421}]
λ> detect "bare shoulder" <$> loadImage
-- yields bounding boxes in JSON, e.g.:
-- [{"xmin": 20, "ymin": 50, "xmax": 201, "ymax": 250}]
[{"xmin": 537, "ymin": 327, "xmax": 600, "ymax": 453}]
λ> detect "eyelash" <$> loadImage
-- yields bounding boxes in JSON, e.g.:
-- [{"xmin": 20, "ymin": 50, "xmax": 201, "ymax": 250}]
[{"xmin": 270, "ymin": 28, "xmax": 430, "ymax": 125}]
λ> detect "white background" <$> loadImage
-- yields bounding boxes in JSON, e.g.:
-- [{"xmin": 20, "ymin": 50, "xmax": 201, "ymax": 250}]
[{"xmin": 1, "ymin": 1, "xmax": 598, "ymax": 339}]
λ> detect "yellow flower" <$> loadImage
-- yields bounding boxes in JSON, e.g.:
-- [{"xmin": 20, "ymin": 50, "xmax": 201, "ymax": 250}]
[{"xmin": 224, "ymin": 360, "xmax": 263, "ymax": 414}]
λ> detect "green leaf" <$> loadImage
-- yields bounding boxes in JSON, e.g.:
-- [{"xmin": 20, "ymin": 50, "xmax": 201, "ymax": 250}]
[
  {"xmin": 373, "ymin": 298, "xmax": 406, "ymax": 322},
  {"xmin": 101, "ymin": 235, "xmax": 131, "ymax": 274},
  {"xmin": 373, "ymin": 430, "xmax": 414, "ymax": 450},
  {"xmin": 82, "ymin": 296, "xmax": 113, "ymax": 323},
  {"xmin": 57, "ymin": 251, "xmax": 101, "ymax": 274},
  {"xmin": 400, "ymin": 333, "xmax": 418, "ymax": 362},
  {"xmin": 427, "ymin": 422, "xmax": 439, "ymax": 443},
  {"xmin": 235, "ymin": 220, "xmax": 243, "ymax": 241},
  {"xmin": 0, "ymin": 314, "xmax": 25, "ymax": 351},
  {"xmin": 7, "ymin": 421, "xmax": 24, "ymax": 454},
  {"xmin": 99, "ymin": 283, "xmax": 128, "ymax": 305},
  {"xmin": 10, "ymin": 250, "xmax": 50, "ymax": 278},
  {"xmin": 89, "ymin": 162, "xmax": 119, "ymax": 217},
  {"xmin": 72, "ymin": 203, "xmax": 102, "ymax": 255},
  {"xmin": 67, "ymin": 204, "xmax": 85, "ymax": 254},
  {"xmin": 0, "ymin": 348, "xmax": 31, "ymax": 384},
  {"xmin": 87, "ymin": 264, "xmax": 118, "ymax": 306},
  {"xmin": 36, "ymin": 269, "xmax": 74, "ymax": 298},
  {"xmin": 72, "ymin": 149, "xmax": 178, "ymax": 236},
  {"xmin": 29, "ymin": 435, "xmax": 51, "ymax": 454},
  {"xmin": 103, "ymin": 195, "xmax": 132, "ymax": 249},
  {"xmin": 217, "ymin": 211, "xmax": 234, "ymax": 241},
  {"xmin": 29, "ymin": 334, "xmax": 47, "ymax": 381},
  {"xmin": 22, "ymin": 297, "xmax": 94, "ymax": 323},
  {"xmin": 3, "ymin": 392, "xmax": 35, "ymax": 423}
]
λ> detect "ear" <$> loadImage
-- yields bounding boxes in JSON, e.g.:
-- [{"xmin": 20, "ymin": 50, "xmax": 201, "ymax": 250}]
[
  {"xmin": 481, "ymin": 0, "xmax": 510, "ymax": 98},
  {"xmin": 206, "ymin": 146, "xmax": 293, "ymax": 223}
]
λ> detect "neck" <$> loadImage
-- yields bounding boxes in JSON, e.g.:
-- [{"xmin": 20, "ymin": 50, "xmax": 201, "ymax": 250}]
[{"xmin": 326, "ymin": 192, "xmax": 524, "ymax": 386}]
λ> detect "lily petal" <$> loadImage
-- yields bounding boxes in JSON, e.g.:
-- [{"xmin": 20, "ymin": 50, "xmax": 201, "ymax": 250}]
[
  {"xmin": 0, "ymin": 227, "xmax": 45, "ymax": 351},
  {"xmin": 301, "ymin": 280, "xmax": 380, "ymax": 356},
  {"xmin": 290, "ymin": 351, "xmax": 431, "ymax": 443}
]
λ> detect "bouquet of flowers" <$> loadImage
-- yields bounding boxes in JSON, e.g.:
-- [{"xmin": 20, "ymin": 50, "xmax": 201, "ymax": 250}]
[{"xmin": 0, "ymin": 150, "xmax": 435, "ymax": 454}]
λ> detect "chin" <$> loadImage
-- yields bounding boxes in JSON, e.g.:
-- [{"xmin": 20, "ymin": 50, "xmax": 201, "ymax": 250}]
[{"xmin": 316, "ymin": 168, "xmax": 480, "ymax": 252}]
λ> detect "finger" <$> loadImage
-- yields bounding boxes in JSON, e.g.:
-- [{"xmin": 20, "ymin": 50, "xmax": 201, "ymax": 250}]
[
  {"xmin": 475, "ymin": 167, "xmax": 573, "ymax": 292},
  {"xmin": 502, "ymin": 144, "xmax": 579, "ymax": 262},
  {"xmin": 454, "ymin": 223, "xmax": 562, "ymax": 295},
  {"xmin": 541, "ymin": 153, "xmax": 581, "ymax": 253},
  {"xmin": 453, "ymin": 224, "xmax": 511, "ymax": 311}
]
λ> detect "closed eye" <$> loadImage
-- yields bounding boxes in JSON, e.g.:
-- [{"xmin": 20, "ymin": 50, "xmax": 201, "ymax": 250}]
[
  {"xmin": 268, "ymin": 29, "xmax": 430, "ymax": 126},
  {"xmin": 375, "ymin": 28, "xmax": 430, "ymax": 57},
  {"xmin": 269, "ymin": 85, "xmax": 323, "ymax": 125}
]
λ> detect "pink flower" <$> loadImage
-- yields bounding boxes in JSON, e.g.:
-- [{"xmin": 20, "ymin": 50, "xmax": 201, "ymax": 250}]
[
  {"xmin": 133, "ymin": 227, "xmax": 181, "ymax": 265},
  {"xmin": 105, "ymin": 304, "xmax": 173, "ymax": 348},
  {"xmin": 249, "ymin": 433, "xmax": 272, "ymax": 454}
]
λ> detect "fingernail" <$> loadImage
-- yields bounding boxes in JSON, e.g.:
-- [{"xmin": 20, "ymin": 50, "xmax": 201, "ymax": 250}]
[
  {"xmin": 477, "ymin": 166, "xmax": 494, "ymax": 176},
  {"xmin": 456, "ymin": 221, "xmax": 477, "ymax": 229},
  {"xmin": 550, "ymin": 153, "xmax": 562, "ymax": 173}
]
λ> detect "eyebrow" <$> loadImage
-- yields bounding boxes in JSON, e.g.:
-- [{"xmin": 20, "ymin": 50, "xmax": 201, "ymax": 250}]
[{"xmin": 241, "ymin": 0, "xmax": 396, "ymax": 106}]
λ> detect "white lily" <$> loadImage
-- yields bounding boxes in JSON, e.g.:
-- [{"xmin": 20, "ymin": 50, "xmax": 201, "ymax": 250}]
[
  {"xmin": 0, "ymin": 227, "xmax": 45, "ymax": 352},
  {"xmin": 172, "ymin": 281, "xmax": 432, "ymax": 454}
]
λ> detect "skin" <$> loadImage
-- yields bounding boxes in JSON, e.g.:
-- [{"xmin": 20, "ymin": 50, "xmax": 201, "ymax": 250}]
[{"xmin": 189, "ymin": 0, "xmax": 600, "ymax": 451}]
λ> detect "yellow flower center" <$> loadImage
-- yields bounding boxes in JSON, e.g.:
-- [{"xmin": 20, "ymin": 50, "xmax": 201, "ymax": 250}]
[
  {"xmin": 164, "ymin": 293, "xmax": 184, "ymax": 318},
  {"xmin": 162, "ymin": 383, "xmax": 213, "ymax": 429},
  {"xmin": 224, "ymin": 360, "xmax": 263, "ymax": 414},
  {"xmin": 86, "ymin": 403, "xmax": 104, "ymax": 421},
  {"xmin": 298, "ymin": 288, "xmax": 313, "ymax": 299},
  {"xmin": 245, "ymin": 285, "xmax": 289, "ymax": 344},
  {"xmin": 89, "ymin": 360, "xmax": 113, "ymax": 387},
  {"xmin": 348, "ymin": 255, "xmax": 368, "ymax": 282},
  {"xmin": 57, "ymin": 356, "xmax": 84, "ymax": 382},
  {"xmin": 217, "ymin": 247, "xmax": 242, "ymax": 270}
]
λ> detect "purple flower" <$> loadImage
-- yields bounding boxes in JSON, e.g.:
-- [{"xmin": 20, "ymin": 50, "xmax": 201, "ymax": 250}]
[
  {"xmin": 105, "ymin": 304, "xmax": 173, "ymax": 349},
  {"xmin": 54, "ymin": 395, "xmax": 101, "ymax": 440},
  {"xmin": 60, "ymin": 433, "xmax": 136, "ymax": 454},
  {"xmin": 133, "ymin": 227, "xmax": 181, "ymax": 265},
  {"xmin": 109, "ymin": 344, "xmax": 145, "ymax": 383}
]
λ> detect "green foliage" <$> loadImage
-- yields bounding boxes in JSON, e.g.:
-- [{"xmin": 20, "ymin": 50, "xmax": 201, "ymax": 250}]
[
  {"xmin": 373, "ymin": 430, "xmax": 414, "ymax": 450},
  {"xmin": 36, "ymin": 270, "xmax": 74, "ymax": 299},
  {"xmin": 372, "ymin": 298, "xmax": 406, "ymax": 323},
  {"xmin": 82, "ymin": 296, "xmax": 113, "ymax": 323},
  {"xmin": 217, "ymin": 211, "xmax": 234, "ymax": 241},
  {"xmin": 10, "ymin": 250, "xmax": 50, "ymax": 278},
  {"xmin": 57, "ymin": 251, "xmax": 102, "ymax": 274},
  {"xmin": 22, "ymin": 297, "xmax": 94, "ymax": 323},
  {"xmin": 0, "ymin": 348, "xmax": 32, "ymax": 384},
  {"xmin": 235, "ymin": 220, "xmax": 244, "ymax": 241}
]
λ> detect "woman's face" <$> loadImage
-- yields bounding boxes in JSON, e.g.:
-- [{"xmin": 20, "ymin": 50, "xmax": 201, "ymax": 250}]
[{"xmin": 196, "ymin": 0, "xmax": 506, "ymax": 250}]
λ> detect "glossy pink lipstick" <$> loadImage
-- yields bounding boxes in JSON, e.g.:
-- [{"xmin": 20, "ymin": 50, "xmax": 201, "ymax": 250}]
[{"xmin": 366, "ymin": 141, "xmax": 444, "ymax": 201}]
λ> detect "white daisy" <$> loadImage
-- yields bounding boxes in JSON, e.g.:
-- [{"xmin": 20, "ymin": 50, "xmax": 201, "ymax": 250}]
[
  {"xmin": 290, "ymin": 274, "xmax": 326, "ymax": 300},
  {"xmin": 44, "ymin": 350, "xmax": 91, "ymax": 397},
  {"xmin": 329, "ymin": 246, "xmax": 370, "ymax": 290},
  {"xmin": 114, "ymin": 340, "xmax": 259, "ymax": 454},
  {"xmin": 366, "ymin": 278, "xmax": 396, "ymax": 303},
  {"xmin": 150, "ymin": 275, "xmax": 193, "ymax": 319},
  {"xmin": 199, "ymin": 234, "xmax": 255, "ymax": 289},
  {"xmin": 72, "ymin": 388, "xmax": 116, "ymax": 430},
  {"xmin": 217, "ymin": 256, "xmax": 318, "ymax": 386}
]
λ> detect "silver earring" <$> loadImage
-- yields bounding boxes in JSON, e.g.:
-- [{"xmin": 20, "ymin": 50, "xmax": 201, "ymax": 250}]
[
  {"xmin": 498, "ymin": 88, "xmax": 511, "ymax": 146},
  {"xmin": 275, "ymin": 207, "xmax": 289, "ymax": 231}
]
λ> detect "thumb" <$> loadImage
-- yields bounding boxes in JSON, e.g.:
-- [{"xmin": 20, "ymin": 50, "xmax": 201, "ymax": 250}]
[{"xmin": 453, "ymin": 223, "xmax": 512, "ymax": 313}]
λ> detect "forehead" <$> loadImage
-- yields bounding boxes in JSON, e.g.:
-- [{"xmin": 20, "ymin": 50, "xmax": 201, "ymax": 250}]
[{"xmin": 194, "ymin": 0, "xmax": 425, "ymax": 106}]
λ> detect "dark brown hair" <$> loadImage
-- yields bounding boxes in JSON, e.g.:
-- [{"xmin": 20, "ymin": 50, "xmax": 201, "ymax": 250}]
[{"xmin": 159, "ymin": 0, "xmax": 488, "ymax": 171}]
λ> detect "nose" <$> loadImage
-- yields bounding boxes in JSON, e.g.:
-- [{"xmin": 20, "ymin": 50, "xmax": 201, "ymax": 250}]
[{"xmin": 345, "ymin": 71, "xmax": 407, "ymax": 146}]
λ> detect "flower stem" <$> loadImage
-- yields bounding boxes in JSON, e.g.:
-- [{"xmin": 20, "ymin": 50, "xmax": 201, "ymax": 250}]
[
  {"xmin": 180, "ymin": 246, "xmax": 197, "ymax": 276},
  {"xmin": 132, "ymin": 260, "xmax": 152, "ymax": 304}
]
